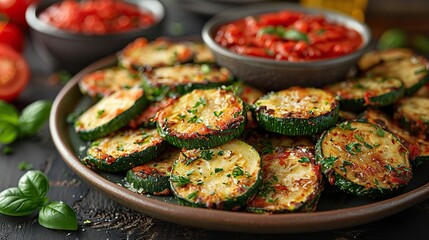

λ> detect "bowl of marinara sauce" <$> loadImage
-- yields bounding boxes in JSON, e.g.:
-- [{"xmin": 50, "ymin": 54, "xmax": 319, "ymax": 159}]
[
  {"xmin": 202, "ymin": 2, "xmax": 371, "ymax": 90},
  {"xmin": 26, "ymin": 0, "xmax": 165, "ymax": 73}
]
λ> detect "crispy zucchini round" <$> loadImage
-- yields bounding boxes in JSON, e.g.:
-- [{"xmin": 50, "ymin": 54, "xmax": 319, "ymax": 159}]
[
  {"xmin": 326, "ymin": 76, "xmax": 404, "ymax": 111},
  {"xmin": 78, "ymin": 67, "xmax": 141, "ymax": 98},
  {"xmin": 254, "ymin": 87, "xmax": 339, "ymax": 136},
  {"xmin": 246, "ymin": 146, "xmax": 323, "ymax": 213},
  {"xmin": 395, "ymin": 96, "xmax": 429, "ymax": 138},
  {"xmin": 156, "ymin": 88, "xmax": 246, "ymax": 149},
  {"xmin": 367, "ymin": 55, "xmax": 429, "ymax": 95},
  {"xmin": 142, "ymin": 64, "xmax": 234, "ymax": 99},
  {"xmin": 315, "ymin": 121, "xmax": 412, "ymax": 198},
  {"xmin": 83, "ymin": 129, "xmax": 165, "ymax": 172},
  {"xmin": 170, "ymin": 139, "xmax": 262, "ymax": 210},
  {"xmin": 118, "ymin": 38, "xmax": 193, "ymax": 71},
  {"xmin": 75, "ymin": 88, "xmax": 147, "ymax": 141}
]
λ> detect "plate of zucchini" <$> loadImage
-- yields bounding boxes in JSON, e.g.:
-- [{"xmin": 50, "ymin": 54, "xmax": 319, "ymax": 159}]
[{"xmin": 50, "ymin": 39, "xmax": 429, "ymax": 233}]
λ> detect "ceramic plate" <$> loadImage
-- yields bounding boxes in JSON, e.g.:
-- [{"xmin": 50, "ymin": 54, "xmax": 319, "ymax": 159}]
[{"xmin": 50, "ymin": 55, "xmax": 429, "ymax": 234}]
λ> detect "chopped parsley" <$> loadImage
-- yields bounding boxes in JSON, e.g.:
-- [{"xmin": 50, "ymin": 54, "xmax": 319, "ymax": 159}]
[
  {"xmin": 187, "ymin": 191, "xmax": 198, "ymax": 200},
  {"xmin": 213, "ymin": 111, "xmax": 223, "ymax": 117},
  {"xmin": 215, "ymin": 168, "xmax": 224, "ymax": 173},
  {"xmin": 201, "ymin": 64, "xmax": 211, "ymax": 74},
  {"xmin": 232, "ymin": 166, "xmax": 244, "ymax": 178},
  {"xmin": 200, "ymin": 150, "xmax": 214, "ymax": 160},
  {"xmin": 375, "ymin": 126, "xmax": 385, "ymax": 137},
  {"xmin": 298, "ymin": 157, "xmax": 311, "ymax": 163},
  {"xmin": 321, "ymin": 156, "xmax": 338, "ymax": 170},
  {"xmin": 96, "ymin": 109, "xmax": 105, "ymax": 119},
  {"xmin": 339, "ymin": 121, "xmax": 357, "ymax": 130},
  {"xmin": 170, "ymin": 175, "xmax": 191, "ymax": 187},
  {"xmin": 346, "ymin": 142, "xmax": 362, "ymax": 155},
  {"xmin": 354, "ymin": 134, "xmax": 373, "ymax": 149}
]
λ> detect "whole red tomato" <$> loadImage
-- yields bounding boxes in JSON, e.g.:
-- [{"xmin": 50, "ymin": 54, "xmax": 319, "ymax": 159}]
[
  {"xmin": 0, "ymin": 20, "xmax": 24, "ymax": 52},
  {"xmin": 0, "ymin": 43, "xmax": 29, "ymax": 102},
  {"xmin": 0, "ymin": 0, "xmax": 39, "ymax": 29}
]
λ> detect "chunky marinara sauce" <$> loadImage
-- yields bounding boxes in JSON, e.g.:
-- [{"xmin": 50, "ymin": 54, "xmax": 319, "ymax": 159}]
[
  {"xmin": 215, "ymin": 11, "xmax": 363, "ymax": 61},
  {"xmin": 39, "ymin": 0, "xmax": 155, "ymax": 35}
]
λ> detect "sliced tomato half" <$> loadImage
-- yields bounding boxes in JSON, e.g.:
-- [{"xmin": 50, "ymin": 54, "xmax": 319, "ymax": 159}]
[{"xmin": 0, "ymin": 43, "xmax": 29, "ymax": 102}]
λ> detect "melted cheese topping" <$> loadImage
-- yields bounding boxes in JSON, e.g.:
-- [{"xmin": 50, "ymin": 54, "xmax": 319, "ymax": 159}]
[
  {"xmin": 321, "ymin": 122, "xmax": 411, "ymax": 189},
  {"xmin": 75, "ymin": 88, "xmax": 143, "ymax": 131},
  {"xmin": 158, "ymin": 88, "xmax": 244, "ymax": 135},
  {"xmin": 255, "ymin": 87, "xmax": 336, "ymax": 118},
  {"xmin": 79, "ymin": 67, "xmax": 141, "ymax": 97},
  {"xmin": 327, "ymin": 77, "xmax": 402, "ymax": 99},
  {"xmin": 171, "ymin": 139, "xmax": 261, "ymax": 208},
  {"xmin": 247, "ymin": 147, "xmax": 321, "ymax": 212},
  {"xmin": 369, "ymin": 57, "xmax": 428, "ymax": 89},
  {"xmin": 120, "ymin": 38, "xmax": 192, "ymax": 68},
  {"xmin": 133, "ymin": 148, "xmax": 180, "ymax": 175},
  {"xmin": 147, "ymin": 64, "xmax": 231, "ymax": 86},
  {"xmin": 87, "ymin": 129, "xmax": 162, "ymax": 160},
  {"xmin": 397, "ymin": 97, "xmax": 429, "ymax": 122}
]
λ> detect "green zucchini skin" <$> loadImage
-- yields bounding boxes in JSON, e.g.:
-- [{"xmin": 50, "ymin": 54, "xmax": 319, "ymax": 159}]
[
  {"xmin": 394, "ymin": 97, "xmax": 429, "ymax": 139},
  {"xmin": 75, "ymin": 88, "xmax": 148, "ymax": 141},
  {"xmin": 359, "ymin": 108, "xmax": 429, "ymax": 166},
  {"xmin": 326, "ymin": 77, "xmax": 404, "ymax": 111},
  {"xmin": 125, "ymin": 148, "xmax": 180, "ymax": 195},
  {"xmin": 142, "ymin": 64, "xmax": 234, "ymax": 100},
  {"xmin": 254, "ymin": 87, "xmax": 339, "ymax": 136},
  {"xmin": 246, "ymin": 146, "xmax": 323, "ymax": 213},
  {"xmin": 83, "ymin": 129, "xmax": 166, "ymax": 172},
  {"xmin": 156, "ymin": 88, "xmax": 247, "ymax": 149},
  {"xmin": 170, "ymin": 139, "xmax": 262, "ymax": 210},
  {"xmin": 315, "ymin": 121, "xmax": 412, "ymax": 198}
]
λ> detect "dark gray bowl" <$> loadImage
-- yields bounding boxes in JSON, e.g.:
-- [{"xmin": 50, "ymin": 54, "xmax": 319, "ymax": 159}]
[
  {"xmin": 202, "ymin": 2, "xmax": 372, "ymax": 90},
  {"xmin": 26, "ymin": 0, "xmax": 165, "ymax": 73}
]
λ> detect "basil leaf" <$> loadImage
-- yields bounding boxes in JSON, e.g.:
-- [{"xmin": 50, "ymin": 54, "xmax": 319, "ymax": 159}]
[
  {"xmin": 257, "ymin": 26, "xmax": 277, "ymax": 36},
  {"xmin": 18, "ymin": 170, "xmax": 49, "ymax": 199},
  {"xmin": 18, "ymin": 100, "xmax": 52, "ymax": 137},
  {"xmin": 38, "ymin": 201, "xmax": 78, "ymax": 230},
  {"xmin": 0, "ymin": 122, "xmax": 19, "ymax": 144},
  {"xmin": 0, "ymin": 100, "xmax": 19, "ymax": 125},
  {"xmin": 0, "ymin": 187, "xmax": 41, "ymax": 216},
  {"xmin": 283, "ymin": 29, "xmax": 309, "ymax": 43}
]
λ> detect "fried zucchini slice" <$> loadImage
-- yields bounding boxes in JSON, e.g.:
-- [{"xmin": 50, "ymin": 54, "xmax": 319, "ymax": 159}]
[
  {"xmin": 246, "ymin": 146, "xmax": 323, "ymax": 213},
  {"xmin": 395, "ymin": 96, "xmax": 429, "ymax": 139},
  {"xmin": 83, "ymin": 129, "xmax": 166, "ymax": 172},
  {"xmin": 359, "ymin": 108, "xmax": 429, "ymax": 166},
  {"xmin": 170, "ymin": 139, "xmax": 262, "ymax": 210},
  {"xmin": 367, "ymin": 55, "xmax": 429, "ymax": 95},
  {"xmin": 316, "ymin": 121, "xmax": 412, "ymax": 198},
  {"xmin": 358, "ymin": 48, "xmax": 415, "ymax": 71},
  {"xmin": 254, "ymin": 87, "xmax": 339, "ymax": 136},
  {"xmin": 78, "ymin": 67, "xmax": 141, "ymax": 97},
  {"xmin": 326, "ymin": 76, "xmax": 404, "ymax": 111},
  {"xmin": 119, "ymin": 38, "xmax": 193, "ymax": 71},
  {"xmin": 142, "ymin": 64, "xmax": 233, "ymax": 99},
  {"xmin": 126, "ymin": 147, "xmax": 180, "ymax": 195},
  {"xmin": 156, "ymin": 88, "xmax": 246, "ymax": 149},
  {"xmin": 75, "ymin": 88, "xmax": 147, "ymax": 140}
]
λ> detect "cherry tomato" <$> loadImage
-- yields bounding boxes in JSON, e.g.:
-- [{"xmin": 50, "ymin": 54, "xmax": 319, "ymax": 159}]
[
  {"xmin": 0, "ymin": 0, "xmax": 39, "ymax": 29},
  {"xmin": 0, "ymin": 43, "xmax": 29, "ymax": 102},
  {"xmin": 0, "ymin": 20, "xmax": 24, "ymax": 52}
]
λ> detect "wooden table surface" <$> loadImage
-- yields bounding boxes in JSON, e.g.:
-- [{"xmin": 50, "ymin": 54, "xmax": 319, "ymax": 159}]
[{"xmin": 1, "ymin": 1, "xmax": 428, "ymax": 239}]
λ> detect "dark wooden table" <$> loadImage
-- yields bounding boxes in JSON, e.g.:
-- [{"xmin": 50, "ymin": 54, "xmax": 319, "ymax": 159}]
[{"xmin": 1, "ymin": 1, "xmax": 428, "ymax": 239}]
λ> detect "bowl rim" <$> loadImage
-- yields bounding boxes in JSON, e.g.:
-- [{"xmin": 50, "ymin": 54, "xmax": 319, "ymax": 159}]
[
  {"xmin": 25, "ymin": 0, "xmax": 165, "ymax": 39},
  {"xmin": 202, "ymin": 2, "xmax": 372, "ymax": 68}
]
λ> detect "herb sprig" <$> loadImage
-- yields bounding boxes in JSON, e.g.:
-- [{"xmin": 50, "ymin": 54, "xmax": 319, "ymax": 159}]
[{"xmin": 0, "ymin": 170, "xmax": 78, "ymax": 231}]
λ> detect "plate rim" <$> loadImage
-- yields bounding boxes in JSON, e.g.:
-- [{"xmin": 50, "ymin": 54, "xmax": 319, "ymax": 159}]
[{"xmin": 49, "ymin": 54, "xmax": 429, "ymax": 234}]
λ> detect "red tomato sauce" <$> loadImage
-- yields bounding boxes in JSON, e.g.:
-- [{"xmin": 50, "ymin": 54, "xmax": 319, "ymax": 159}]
[
  {"xmin": 215, "ymin": 11, "xmax": 363, "ymax": 61},
  {"xmin": 39, "ymin": 0, "xmax": 155, "ymax": 35}
]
